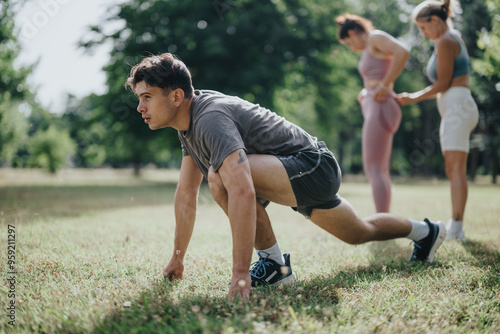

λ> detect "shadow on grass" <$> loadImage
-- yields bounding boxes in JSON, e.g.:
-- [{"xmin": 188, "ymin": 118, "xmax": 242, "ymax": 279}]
[
  {"xmin": 463, "ymin": 239, "xmax": 500, "ymax": 288},
  {"xmin": 367, "ymin": 239, "xmax": 411, "ymax": 264},
  {"xmin": 463, "ymin": 239, "xmax": 500, "ymax": 266},
  {"xmin": 85, "ymin": 259, "xmax": 449, "ymax": 334},
  {"xmin": 90, "ymin": 280, "xmax": 236, "ymax": 334}
]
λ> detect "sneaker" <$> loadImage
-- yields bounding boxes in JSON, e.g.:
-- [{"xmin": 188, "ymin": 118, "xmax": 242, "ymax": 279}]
[
  {"xmin": 445, "ymin": 220, "xmax": 466, "ymax": 242},
  {"xmin": 250, "ymin": 251, "xmax": 296, "ymax": 287},
  {"xmin": 410, "ymin": 219, "xmax": 446, "ymax": 263}
]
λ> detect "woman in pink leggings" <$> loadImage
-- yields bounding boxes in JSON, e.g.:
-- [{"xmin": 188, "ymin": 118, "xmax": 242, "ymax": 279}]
[{"xmin": 336, "ymin": 14, "xmax": 410, "ymax": 212}]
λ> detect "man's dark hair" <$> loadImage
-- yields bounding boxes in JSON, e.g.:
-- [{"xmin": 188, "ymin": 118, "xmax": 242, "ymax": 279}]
[{"xmin": 125, "ymin": 53, "xmax": 194, "ymax": 98}]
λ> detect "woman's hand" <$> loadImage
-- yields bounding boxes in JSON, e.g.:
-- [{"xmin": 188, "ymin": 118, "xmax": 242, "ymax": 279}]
[
  {"xmin": 357, "ymin": 88, "xmax": 367, "ymax": 104},
  {"xmin": 373, "ymin": 84, "xmax": 389, "ymax": 102},
  {"xmin": 395, "ymin": 92, "xmax": 415, "ymax": 106}
]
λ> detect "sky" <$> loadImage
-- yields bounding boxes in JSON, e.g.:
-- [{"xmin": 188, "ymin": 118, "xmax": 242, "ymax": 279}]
[{"xmin": 15, "ymin": 0, "xmax": 123, "ymax": 113}]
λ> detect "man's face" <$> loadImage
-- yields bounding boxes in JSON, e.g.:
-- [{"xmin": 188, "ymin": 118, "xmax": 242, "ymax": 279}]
[{"xmin": 135, "ymin": 81, "xmax": 177, "ymax": 130}]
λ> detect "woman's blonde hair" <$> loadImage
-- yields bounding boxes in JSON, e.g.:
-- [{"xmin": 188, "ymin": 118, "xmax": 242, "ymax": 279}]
[{"xmin": 412, "ymin": 0, "xmax": 459, "ymax": 26}]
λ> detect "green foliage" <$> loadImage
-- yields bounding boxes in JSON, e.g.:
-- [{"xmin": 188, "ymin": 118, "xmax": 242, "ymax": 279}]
[
  {"xmin": 62, "ymin": 94, "xmax": 108, "ymax": 167},
  {"xmin": 79, "ymin": 0, "xmax": 350, "ymax": 171},
  {"xmin": 0, "ymin": 0, "xmax": 495, "ymax": 178},
  {"xmin": 0, "ymin": 100, "xmax": 29, "ymax": 165},
  {"xmin": 0, "ymin": 0, "xmax": 32, "ymax": 166},
  {"xmin": 27, "ymin": 125, "xmax": 75, "ymax": 173},
  {"xmin": 68, "ymin": 0, "xmax": 498, "ymax": 178},
  {"xmin": 463, "ymin": 0, "xmax": 500, "ymax": 181},
  {"xmin": 0, "ymin": 0, "xmax": 31, "ymax": 101},
  {"xmin": 0, "ymin": 0, "xmax": 76, "ymax": 173},
  {"xmin": 473, "ymin": 0, "xmax": 500, "ymax": 78}
]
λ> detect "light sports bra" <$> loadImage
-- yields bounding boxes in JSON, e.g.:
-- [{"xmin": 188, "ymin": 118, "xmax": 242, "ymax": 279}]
[
  {"xmin": 426, "ymin": 31, "xmax": 469, "ymax": 83},
  {"xmin": 358, "ymin": 47, "xmax": 391, "ymax": 83}
]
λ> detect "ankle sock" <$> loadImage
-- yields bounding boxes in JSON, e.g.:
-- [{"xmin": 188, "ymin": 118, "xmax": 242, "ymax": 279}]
[
  {"xmin": 407, "ymin": 219, "xmax": 430, "ymax": 242},
  {"xmin": 447, "ymin": 219, "xmax": 463, "ymax": 233},
  {"xmin": 256, "ymin": 242, "xmax": 285, "ymax": 265}
]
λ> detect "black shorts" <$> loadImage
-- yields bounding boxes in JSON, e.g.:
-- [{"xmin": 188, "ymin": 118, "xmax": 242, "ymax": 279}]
[{"xmin": 277, "ymin": 141, "xmax": 342, "ymax": 219}]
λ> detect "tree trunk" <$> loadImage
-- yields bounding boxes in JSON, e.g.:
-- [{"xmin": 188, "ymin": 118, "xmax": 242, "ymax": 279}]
[
  {"xmin": 492, "ymin": 142, "xmax": 498, "ymax": 184},
  {"xmin": 487, "ymin": 121, "xmax": 498, "ymax": 184},
  {"xmin": 469, "ymin": 147, "xmax": 478, "ymax": 181},
  {"xmin": 133, "ymin": 161, "xmax": 141, "ymax": 178},
  {"xmin": 421, "ymin": 106, "xmax": 436, "ymax": 176}
]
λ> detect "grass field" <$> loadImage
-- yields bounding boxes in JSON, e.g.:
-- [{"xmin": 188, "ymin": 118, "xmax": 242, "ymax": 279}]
[{"xmin": 1, "ymin": 168, "xmax": 499, "ymax": 333}]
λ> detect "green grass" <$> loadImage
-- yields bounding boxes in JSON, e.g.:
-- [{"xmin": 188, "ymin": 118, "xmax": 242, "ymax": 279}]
[{"xmin": 1, "ymin": 169, "xmax": 499, "ymax": 333}]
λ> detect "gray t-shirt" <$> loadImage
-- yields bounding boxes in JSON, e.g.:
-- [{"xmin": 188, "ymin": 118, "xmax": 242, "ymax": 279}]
[{"xmin": 178, "ymin": 90, "xmax": 318, "ymax": 178}]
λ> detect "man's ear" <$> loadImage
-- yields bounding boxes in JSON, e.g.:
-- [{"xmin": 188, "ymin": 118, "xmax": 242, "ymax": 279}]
[{"xmin": 172, "ymin": 88, "xmax": 185, "ymax": 106}]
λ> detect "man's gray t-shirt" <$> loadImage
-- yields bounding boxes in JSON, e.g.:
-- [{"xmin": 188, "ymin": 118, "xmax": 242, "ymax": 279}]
[{"xmin": 178, "ymin": 90, "xmax": 319, "ymax": 178}]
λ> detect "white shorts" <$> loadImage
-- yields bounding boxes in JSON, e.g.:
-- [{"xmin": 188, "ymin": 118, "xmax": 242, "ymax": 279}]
[{"xmin": 437, "ymin": 87, "xmax": 479, "ymax": 153}]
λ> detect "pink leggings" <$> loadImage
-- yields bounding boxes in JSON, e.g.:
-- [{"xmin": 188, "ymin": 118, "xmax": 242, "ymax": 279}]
[{"xmin": 360, "ymin": 89, "xmax": 402, "ymax": 212}]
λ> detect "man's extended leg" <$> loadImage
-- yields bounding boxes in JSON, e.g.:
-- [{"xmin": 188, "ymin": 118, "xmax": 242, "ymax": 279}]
[
  {"xmin": 246, "ymin": 154, "xmax": 446, "ymax": 263},
  {"xmin": 310, "ymin": 199, "xmax": 411, "ymax": 244},
  {"xmin": 309, "ymin": 200, "xmax": 445, "ymax": 262},
  {"xmin": 246, "ymin": 154, "xmax": 412, "ymax": 244}
]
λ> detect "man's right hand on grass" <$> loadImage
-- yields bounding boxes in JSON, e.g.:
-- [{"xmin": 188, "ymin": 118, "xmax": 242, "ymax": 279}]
[{"xmin": 163, "ymin": 255, "xmax": 184, "ymax": 280}]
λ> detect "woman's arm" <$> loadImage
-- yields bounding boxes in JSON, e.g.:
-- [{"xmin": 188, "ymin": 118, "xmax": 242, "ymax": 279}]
[
  {"xmin": 370, "ymin": 30, "xmax": 410, "ymax": 101},
  {"xmin": 397, "ymin": 36, "xmax": 457, "ymax": 106}
]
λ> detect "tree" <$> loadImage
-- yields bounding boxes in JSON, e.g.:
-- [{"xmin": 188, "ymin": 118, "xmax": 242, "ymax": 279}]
[
  {"xmin": 0, "ymin": 0, "xmax": 32, "ymax": 166},
  {"xmin": 72, "ymin": 0, "xmax": 498, "ymax": 180},
  {"xmin": 28, "ymin": 125, "xmax": 74, "ymax": 173},
  {"xmin": 79, "ymin": 0, "xmax": 352, "ymax": 174},
  {"xmin": 62, "ymin": 94, "xmax": 108, "ymax": 168},
  {"xmin": 466, "ymin": 0, "xmax": 500, "ymax": 183}
]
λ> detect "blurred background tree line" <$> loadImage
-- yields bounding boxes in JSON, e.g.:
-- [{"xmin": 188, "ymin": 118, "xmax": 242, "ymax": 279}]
[{"xmin": 1, "ymin": 0, "xmax": 499, "ymax": 182}]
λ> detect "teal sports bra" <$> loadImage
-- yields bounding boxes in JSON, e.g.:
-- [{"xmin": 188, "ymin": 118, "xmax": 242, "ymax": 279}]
[{"xmin": 426, "ymin": 31, "xmax": 469, "ymax": 83}]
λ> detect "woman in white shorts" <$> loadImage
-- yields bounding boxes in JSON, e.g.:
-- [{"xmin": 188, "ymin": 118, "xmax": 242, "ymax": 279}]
[{"xmin": 397, "ymin": 0, "xmax": 479, "ymax": 242}]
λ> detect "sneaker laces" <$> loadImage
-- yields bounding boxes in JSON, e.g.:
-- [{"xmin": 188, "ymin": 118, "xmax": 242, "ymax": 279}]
[
  {"xmin": 412, "ymin": 240, "xmax": 423, "ymax": 258},
  {"xmin": 249, "ymin": 251, "xmax": 273, "ymax": 279}
]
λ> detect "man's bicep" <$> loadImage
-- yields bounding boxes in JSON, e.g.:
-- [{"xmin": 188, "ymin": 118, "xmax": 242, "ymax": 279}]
[{"xmin": 218, "ymin": 149, "xmax": 253, "ymax": 190}]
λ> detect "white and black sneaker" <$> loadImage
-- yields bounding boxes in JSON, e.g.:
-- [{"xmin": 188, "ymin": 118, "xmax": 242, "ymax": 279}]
[
  {"xmin": 410, "ymin": 218, "xmax": 446, "ymax": 263},
  {"xmin": 250, "ymin": 251, "xmax": 296, "ymax": 287}
]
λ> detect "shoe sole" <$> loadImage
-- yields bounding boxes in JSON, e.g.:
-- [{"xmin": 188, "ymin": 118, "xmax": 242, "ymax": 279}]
[
  {"xmin": 427, "ymin": 221, "xmax": 446, "ymax": 263},
  {"xmin": 268, "ymin": 272, "xmax": 297, "ymax": 287}
]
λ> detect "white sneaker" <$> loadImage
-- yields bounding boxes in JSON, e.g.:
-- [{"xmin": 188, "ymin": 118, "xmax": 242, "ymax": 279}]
[
  {"xmin": 445, "ymin": 220, "xmax": 466, "ymax": 242},
  {"xmin": 409, "ymin": 219, "xmax": 446, "ymax": 263}
]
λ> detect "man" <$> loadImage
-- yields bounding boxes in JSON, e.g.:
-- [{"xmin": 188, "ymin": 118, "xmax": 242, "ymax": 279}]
[{"xmin": 125, "ymin": 53, "xmax": 446, "ymax": 302}]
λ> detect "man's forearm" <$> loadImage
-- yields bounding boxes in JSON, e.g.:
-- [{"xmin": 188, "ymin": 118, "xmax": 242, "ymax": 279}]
[
  {"xmin": 172, "ymin": 189, "xmax": 198, "ymax": 261},
  {"xmin": 227, "ymin": 190, "xmax": 256, "ymax": 274}
]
